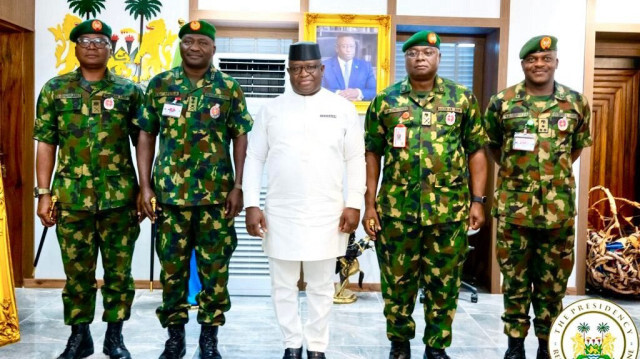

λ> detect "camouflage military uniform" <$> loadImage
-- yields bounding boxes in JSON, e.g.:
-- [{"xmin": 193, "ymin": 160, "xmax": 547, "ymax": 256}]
[
  {"xmin": 33, "ymin": 68, "xmax": 142, "ymax": 325},
  {"xmin": 365, "ymin": 75, "xmax": 488, "ymax": 348},
  {"xmin": 484, "ymin": 81, "xmax": 592, "ymax": 340},
  {"xmin": 136, "ymin": 65, "xmax": 252, "ymax": 327}
]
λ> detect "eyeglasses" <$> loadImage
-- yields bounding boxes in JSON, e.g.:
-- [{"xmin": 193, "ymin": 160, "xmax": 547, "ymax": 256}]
[
  {"xmin": 405, "ymin": 49, "xmax": 438, "ymax": 59},
  {"xmin": 76, "ymin": 37, "xmax": 110, "ymax": 49},
  {"xmin": 288, "ymin": 64, "xmax": 321, "ymax": 74}
]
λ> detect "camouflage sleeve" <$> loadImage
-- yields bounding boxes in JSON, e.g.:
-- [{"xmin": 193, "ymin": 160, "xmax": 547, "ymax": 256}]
[
  {"xmin": 128, "ymin": 84, "xmax": 144, "ymax": 146},
  {"xmin": 572, "ymin": 95, "xmax": 593, "ymax": 149},
  {"xmin": 364, "ymin": 94, "xmax": 385, "ymax": 155},
  {"xmin": 461, "ymin": 92, "xmax": 488, "ymax": 154},
  {"xmin": 136, "ymin": 78, "xmax": 160, "ymax": 135},
  {"xmin": 483, "ymin": 95, "xmax": 504, "ymax": 149},
  {"xmin": 33, "ymin": 81, "xmax": 59, "ymax": 145},
  {"xmin": 226, "ymin": 82, "xmax": 254, "ymax": 138}
]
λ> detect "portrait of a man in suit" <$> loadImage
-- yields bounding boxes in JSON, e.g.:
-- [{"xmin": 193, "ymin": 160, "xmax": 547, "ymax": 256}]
[{"xmin": 322, "ymin": 33, "xmax": 377, "ymax": 101}]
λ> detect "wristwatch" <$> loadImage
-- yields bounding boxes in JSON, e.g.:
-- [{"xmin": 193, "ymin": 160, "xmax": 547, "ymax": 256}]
[
  {"xmin": 33, "ymin": 187, "xmax": 51, "ymax": 198},
  {"xmin": 471, "ymin": 195, "xmax": 487, "ymax": 204}
]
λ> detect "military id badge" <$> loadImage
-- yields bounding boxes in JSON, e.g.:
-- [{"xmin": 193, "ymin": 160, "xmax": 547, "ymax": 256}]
[
  {"xmin": 162, "ymin": 102, "xmax": 183, "ymax": 118},
  {"xmin": 393, "ymin": 124, "xmax": 407, "ymax": 148},
  {"xmin": 512, "ymin": 132, "xmax": 536, "ymax": 152}
]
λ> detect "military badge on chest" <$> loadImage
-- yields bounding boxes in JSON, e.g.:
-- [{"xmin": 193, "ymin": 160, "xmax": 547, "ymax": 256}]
[
  {"xmin": 445, "ymin": 112, "xmax": 456, "ymax": 126},
  {"xmin": 103, "ymin": 97, "xmax": 114, "ymax": 110},
  {"xmin": 210, "ymin": 103, "xmax": 221, "ymax": 119},
  {"xmin": 557, "ymin": 117, "xmax": 569, "ymax": 131}
]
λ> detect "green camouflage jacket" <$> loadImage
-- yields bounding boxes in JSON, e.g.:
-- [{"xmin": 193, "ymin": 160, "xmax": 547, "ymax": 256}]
[
  {"xmin": 365, "ymin": 75, "xmax": 488, "ymax": 226},
  {"xmin": 136, "ymin": 65, "xmax": 253, "ymax": 207},
  {"xmin": 484, "ymin": 81, "xmax": 592, "ymax": 228},
  {"xmin": 34, "ymin": 69, "xmax": 143, "ymax": 211}
]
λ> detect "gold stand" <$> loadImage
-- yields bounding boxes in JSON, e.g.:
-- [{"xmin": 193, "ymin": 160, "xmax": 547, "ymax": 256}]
[
  {"xmin": 0, "ymin": 175, "xmax": 20, "ymax": 346},
  {"xmin": 333, "ymin": 258, "xmax": 359, "ymax": 304}
]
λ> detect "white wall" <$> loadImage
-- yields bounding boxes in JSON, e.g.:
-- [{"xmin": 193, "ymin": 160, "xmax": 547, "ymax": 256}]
[
  {"xmin": 595, "ymin": 0, "xmax": 640, "ymax": 23},
  {"xmin": 33, "ymin": 0, "xmax": 189, "ymax": 280},
  {"xmin": 198, "ymin": 0, "xmax": 299, "ymax": 13},
  {"xmin": 396, "ymin": 0, "xmax": 500, "ymax": 18},
  {"xmin": 309, "ymin": 0, "xmax": 387, "ymax": 15},
  {"xmin": 508, "ymin": 0, "xmax": 588, "ymax": 288}
]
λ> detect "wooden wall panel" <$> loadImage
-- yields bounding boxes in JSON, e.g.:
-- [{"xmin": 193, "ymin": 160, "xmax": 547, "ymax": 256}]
[
  {"xmin": 590, "ymin": 68, "xmax": 640, "ymax": 225},
  {"xmin": 0, "ymin": 0, "xmax": 34, "ymax": 31}
]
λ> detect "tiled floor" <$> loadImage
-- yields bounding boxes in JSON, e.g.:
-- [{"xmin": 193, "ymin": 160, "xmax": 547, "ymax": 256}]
[{"xmin": 1, "ymin": 288, "xmax": 639, "ymax": 358}]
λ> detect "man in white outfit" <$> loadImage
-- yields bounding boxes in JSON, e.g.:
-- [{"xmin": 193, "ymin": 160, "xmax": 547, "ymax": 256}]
[{"xmin": 243, "ymin": 41, "xmax": 366, "ymax": 359}]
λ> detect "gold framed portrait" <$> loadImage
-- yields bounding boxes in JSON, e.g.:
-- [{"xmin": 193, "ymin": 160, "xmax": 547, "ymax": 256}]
[{"xmin": 303, "ymin": 13, "xmax": 391, "ymax": 113}]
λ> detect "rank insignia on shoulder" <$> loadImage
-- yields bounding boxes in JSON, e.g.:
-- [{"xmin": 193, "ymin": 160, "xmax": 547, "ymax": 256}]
[{"xmin": 210, "ymin": 103, "xmax": 220, "ymax": 119}]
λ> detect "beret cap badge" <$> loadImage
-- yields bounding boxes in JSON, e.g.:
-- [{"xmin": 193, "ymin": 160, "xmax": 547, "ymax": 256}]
[
  {"xmin": 427, "ymin": 32, "xmax": 437, "ymax": 45},
  {"xmin": 91, "ymin": 20, "xmax": 102, "ymax": 31},
  {"xmin": 190, "ymin": 21, "xmax": 201, "ymax": 31},
  {"xmin": 540, "ymin": 36, "xmax": 552, "ymax": 50}
]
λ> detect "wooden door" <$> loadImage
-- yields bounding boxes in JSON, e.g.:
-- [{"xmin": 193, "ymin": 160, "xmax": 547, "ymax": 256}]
[
  {"xmin": 0, "ymin": 22, "xmax": 35, "ymax": 286},
  {"xmin": 591, "ymin": 61, "xmax": 640, "ymax": 226}
]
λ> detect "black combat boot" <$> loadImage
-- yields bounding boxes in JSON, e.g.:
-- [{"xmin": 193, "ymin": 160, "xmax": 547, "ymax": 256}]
[
  {"xmin": 57, "ymin": 323, "xmax": 94, "ymax": 359},
  {"xmin": 103, "ymin": 322, "xmax": 131, "ymax": 359},
  {"xmin": 424, "ymin": 346, "xmax": 450, "ymax": 359},
  {"xmin": 282, "ymin": 347, "xmax": 303, "ymax": 359},
  {"xmin": 504, "ymin": 337, "xmax": 526, "ymax": 359},
  {"xmin": 159, "ymin": 324, "xmax": 186, "ymax": 359},
  {"xmin": 389, "ymin": 340, "xmax": 411, "ymax": 359},
  {"xmin": 307, "ymin": 351, "xmax": 326, "ymax": 358},
  {"xmin": 537, "ymin": 338, "xmax": 550, "ymax": 359},
  {"xmin": 199, "ymin": 325, "xmax": 222, "ymax": 359}
]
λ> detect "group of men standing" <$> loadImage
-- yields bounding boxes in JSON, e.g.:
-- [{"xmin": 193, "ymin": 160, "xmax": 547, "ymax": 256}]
[{"xmin": 33, "ymin": 17, "xmax": 591, "ymax": 359}]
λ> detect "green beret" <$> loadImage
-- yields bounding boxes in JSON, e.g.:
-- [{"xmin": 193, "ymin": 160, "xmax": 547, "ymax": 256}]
[
  {"xmin": 179, "ymin": 20, "xmax": 216, "ymax": 41},
  {"xmin": 519, "ymin": 35, "xmax": 557, "ymax": 59},
  {"xmin": 402, "ymin": 30, "xmax": 440, "ymax": 52},
  {"xmin": 69, "ymin": 19, "xmax": 112, "ymax": 43}
]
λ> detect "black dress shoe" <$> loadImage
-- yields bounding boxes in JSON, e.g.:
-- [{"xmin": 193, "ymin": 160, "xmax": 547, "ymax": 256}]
[
  {"xmin": 504, "ymin": 337, "xmax": 525, "ymax": 359},
  {"xmin": 537, "ymin": 339, "xmax": 550, "ymax": 359},
  {"xmin": 199, "ymin": 325, "xmax": 221, "ymax": 359},
  {"xmin": 424, "ymin": 346, "xmax": 450, "ymax": 359},
  {"xmin": 57, "ymin": 323, "xmax": 94, "ymax": 359},
  {"xmin": 159, "ymin": 325, "xmax": 186, "ymax": 359},
  {"xmin": 307, "ymin": 351, "xmax": 326, "ymax": 358},
  {"xmin": 103, "ymin": 322, "xmax": 131, "ymax": 359},
  {"xmin": 389, "ymin": 341, "xmax": 411, "ymax": 359},
  {"xmin": 283, "ymin": 347, "xmax": 302, "ymax": 359}
]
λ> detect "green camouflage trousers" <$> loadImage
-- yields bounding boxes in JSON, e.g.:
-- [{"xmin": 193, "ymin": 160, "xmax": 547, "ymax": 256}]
[
  {"xmin": 496, "ymin": 219, "xmax": 575, "ymax": 340},
  {"xmin": 56, "ymin": 205, "xmax": 140, "ymax": 325},
  {"xmin": 376, "ymin": 219, "xmax": 468, "ymax": 348},
  {"xmin": 155, "ymin": 204, "xmax": 237, "ymax": 327}
]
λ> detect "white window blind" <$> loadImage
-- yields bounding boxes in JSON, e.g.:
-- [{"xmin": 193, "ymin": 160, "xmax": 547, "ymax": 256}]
[
  {"xmin": 215, "ymin": 37, "xmax": 293, "ymax": 295},
  {"xmin": 395, "ymin": 41, "xmax": 475, "ymax": 90}
]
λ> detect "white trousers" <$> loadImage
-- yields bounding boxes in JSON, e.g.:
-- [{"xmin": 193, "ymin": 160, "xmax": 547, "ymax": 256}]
[{"xmin": 269, "ymin": 257, "xmax": 336, "ymax": 352}]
